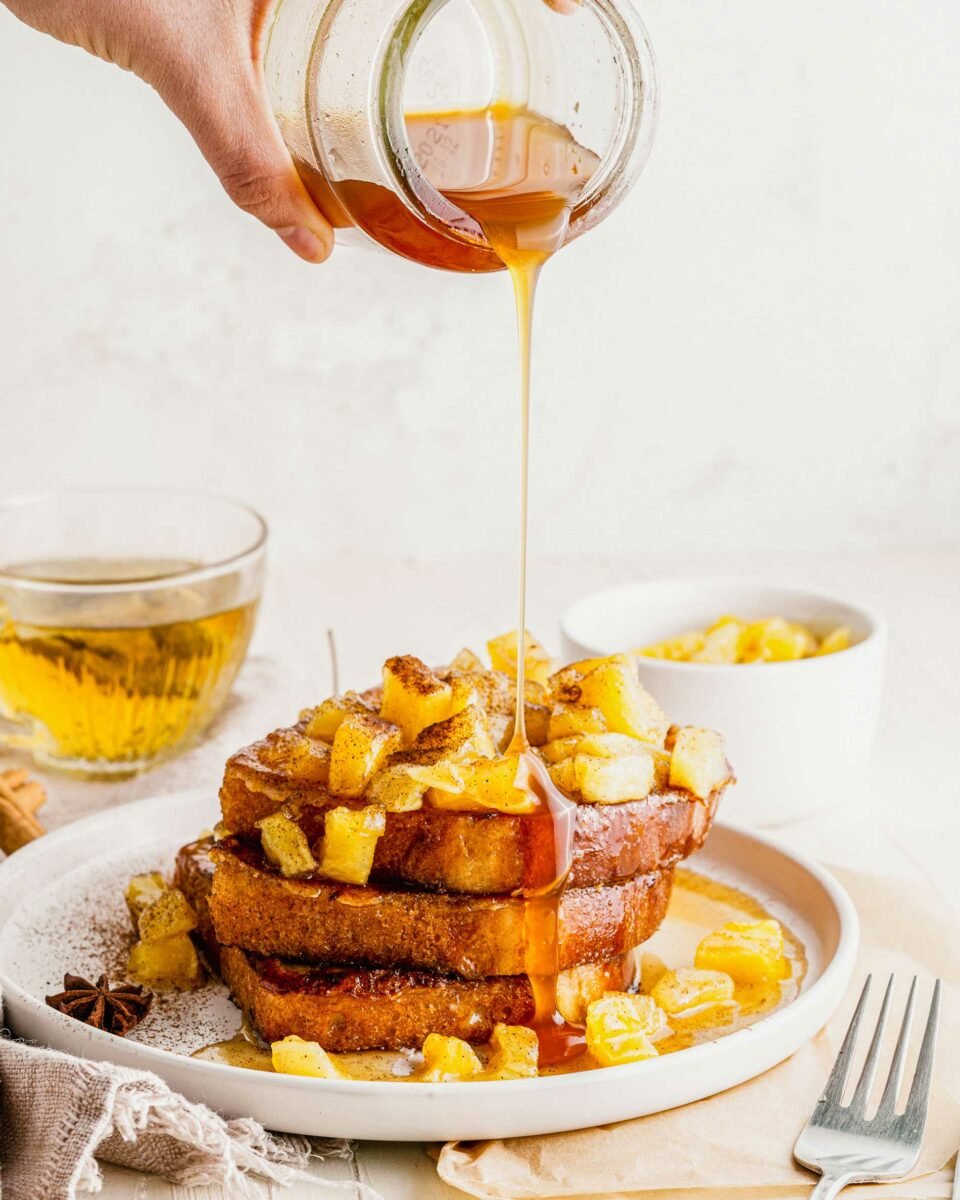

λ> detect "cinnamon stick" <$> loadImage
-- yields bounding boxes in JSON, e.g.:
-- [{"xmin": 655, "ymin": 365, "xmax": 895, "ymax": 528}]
[{"xmin": 0, "ymin": 771, "xmax": 47, "ymax": 853}]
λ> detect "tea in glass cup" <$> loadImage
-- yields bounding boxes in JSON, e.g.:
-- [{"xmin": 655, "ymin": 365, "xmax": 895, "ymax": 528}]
[{"xmin": 0, "ymin": 489, "xmax": 266, "ymax": 777}]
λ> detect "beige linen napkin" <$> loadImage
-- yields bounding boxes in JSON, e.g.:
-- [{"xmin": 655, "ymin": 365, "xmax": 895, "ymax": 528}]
[
  {"xmin": 0, "ymin": 1006, "xmax": 365, "ymax": 1200},
  {"xmin": 438, "ymin": 867, "xmax": 960, "ymax": 1199}
]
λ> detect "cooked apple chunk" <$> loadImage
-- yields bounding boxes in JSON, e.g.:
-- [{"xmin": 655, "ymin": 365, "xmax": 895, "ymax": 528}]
[
  {"xmin": 577, "ymin": 656, "xmax": 668, "ymax": 746},
  {"xmin": 257, "ymin": 729, "xmax": 332, "ymax": 783},
  {"xmin": 126, "ymin": 874, "xmax": 197, "ymax": 942},
  {"xmin": 329, "ymin": 712, "xmax": 403, "ymax": 798},
  {"xmin": 124, "ymin": 872, "xmax": 168, "ymax": 931},
  {"xmin": 466, "ymin": 755, "xmax": 539, "ymax": 813},
  {"xmin": 540, "ymin": 736, "xmax": 581, "ymax": 764},
  {"xmin": 694, "ymin": 919, "xmax": 790, "ymax": 983},
  {"xmin": 577, "ymin": 732, "xmax": 662, "ymax": 760},
  {"xmin": 548, "ymin": 757, "xmax": 579, "ymax": 797},
  {"xmin": 487, "ymin": 629, "xmax": 554, "ymax": 687},
  {"xmin": 258, "ymin": 811, "xmax": 317, "ymax": 878},
  {"xmin": 651, "ymin": 967, "xmax": 735, "ymax": 1016},
  {"xmin": 318, "ymin": 804, "xmax": 387, "ymax": 885},
  {"xmin": 586, "ymin": 993, "xmax": 668, "ymax": 1066},
  {"xmin": 425, "ymin": 755, "xmax": 539, "ymax": 815},
  {"xmin": 447, "ymin": 646, "xmax": 485, "ymax": 674},
  {"xmin": 137, "ymin": 887, "xmax": 198, "ymax": 944},
  {"xmin": 669, "ymin": 727, "xmax": 730, "ymax": 799},
  {"xmin": 420, "ymin": 1034, "xmax": 483, "ymax": 1082},
  {"xmin": 484, "ymin": 1024, "xmax": 539, "ymax": 1079},
  {"xmin": 381, "ymin": 656, "xmax": 453, "ymax": 743},
  {"xmin": 414, "ymin": 705, "xmax": 495, "ymax": 759},
  {"xmin": 574, "ymin": 751, "xmax": 655, "ymax": 804},
  {"xmin": 272, "ymin": 1035, "xmax": 345, "ymax": 1079},
  {"xmin": 364, "ymin": 764, "xmax": 428, "ymax": 812},
  {"xmin": 547, "ymin": 704, "xmax": 607, "ymax": 741},
  {"xmin": 303, "ymin": 692, "xmax": 374, "ymax": 742},
  {"xmin": 818, "ymin": 625, "xmax": 852, "ymax": 655},
  {"xmin": 127, "ymin": 933, "xmax": 203, "ymax": 991}
]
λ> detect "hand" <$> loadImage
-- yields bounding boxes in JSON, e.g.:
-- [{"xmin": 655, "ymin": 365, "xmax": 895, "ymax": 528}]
[{"xmin": 4, "ymin": 0, "xmax": 333, "ymax": 262}]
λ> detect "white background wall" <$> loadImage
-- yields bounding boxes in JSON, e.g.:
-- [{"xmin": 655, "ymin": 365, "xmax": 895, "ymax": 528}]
[{"xmin": 1, "ymin": 1, "xmax": 958, "ymax": 581}]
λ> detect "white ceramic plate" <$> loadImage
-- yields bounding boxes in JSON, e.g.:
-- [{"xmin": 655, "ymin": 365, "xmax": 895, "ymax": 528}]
[{"xmin": 0, "ymin": 789, "xmax": 858, "ymax": 1141}]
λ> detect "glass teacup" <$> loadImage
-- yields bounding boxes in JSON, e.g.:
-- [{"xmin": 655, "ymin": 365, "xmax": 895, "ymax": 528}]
[{"xmin": 0, "ymin": 489, "xmax": 267, "ymax": 778}]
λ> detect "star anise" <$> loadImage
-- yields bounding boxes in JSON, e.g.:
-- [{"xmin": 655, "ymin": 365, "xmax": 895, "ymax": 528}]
[{"xmin": 45, "ymin": 973, "xmax": 153, "ymax": 1036}]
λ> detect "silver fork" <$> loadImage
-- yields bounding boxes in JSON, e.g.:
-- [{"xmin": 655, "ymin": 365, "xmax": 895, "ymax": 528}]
[{"xmin": 795, "ymin": 975, "xmax": 942, "ymax": 1199}]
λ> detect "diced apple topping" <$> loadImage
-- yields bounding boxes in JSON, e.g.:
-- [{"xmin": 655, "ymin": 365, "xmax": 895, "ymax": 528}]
[
  {"xmin": 303, "ymin": 692, "xmax": 376, "ymax": 742},
  {"xmin": 639, "ymin": 614, "xmax": 852, "ymax": 662},
  {"xmin": 244, "ymin": 642, "xmax": 733, "ymax": 820},
  {"xmin": 741, "ymin": 616, "xmax": 814, "ymax": 663},
  {"xmin": 258, "ymin": 812, "xmax": 317, "ymax": 878},
  {"xmin": 137, "ymin": 888, "xmax": 198, "ymax": 944},
  {"xmin": 691, "ymin": 620, "xmax": 744, "ymax": 664},
  {"xmin": 487, "ymin": 629, "xmax": 554, "ymax": 687},
  {"xmin": 420, "ymin": 1034, "xmax": 483, "ymax": 1082},
  {"xmin": 329, "ymin": 713, "xmax": 403, "ymax": 798},
  {"xmin": 124, "ymin": 872, "xmax": 168, "ymax": 930},
  {"xmin": 638, "ymin": 632, "xmax": 706, "ymax": 662},
  {"xmin": 424, "ymin": 755, "xmax": 539, "ymax": 815},
  {"xmin": 318, "ymin": 805, "xmax": 386, "ymax": 885},
  {"xmin": 364, "ymin": 764, "xmax": 428, "ymax": 812},
  {"xmin": 547, "ymin": 704, "xmax": 607, "ymax": 741},
  {"xmin": 381, "ymin": 656, "xmax": 454, "ymax": 743},
  {"xmin": 124, "ymin": 873, "xmax": 204, "ymax": 991},
  {"xmin": 548, "ymin": 757, "xmax": 578, "ymax": 796},
  {"xmin": 414, "ymin": 705, "xmax": 495, "ymax": 759},
  {"xmin": 585, "ymin": 993, "xmax": 669, "ymax": 1067},
  {"xmin": 127, "ymin": 935, "xmax": 204, "ymax": 991},
  {"xmin": 694, "ymin": 919, "xmax": 790, "ymax": 983},
  {"xmin": 258, "ymin": 729, "xmax": 331, "ymax": 783},
  {"xmin": 464, "ymin": 756, "xmax": 537, "ymax": 813},
  {"xmin": 651, "ymin": 967, "xmax": 735, "ymax": 1016},
  {"xmin": 483, "ymin": 1024, "xmax": 539, "ymax": 1079},
  {"xmin": 540, "ymin": 736, "xmax": 582, "ymax": 764},
  {"xmin": 576, "ymin": 732, "xmax": 659, "ymax": 759},
  {"xmin": 576, "ymin": 656, "xmax": 668, "ymax": 746},
  {"xmin": 574, "ymin": 752, "xmax": 655, "ymax": 805},
  {"xmin": 284, "ymin": 736, "xmax": 332, "ymax": 783},
  {"xmin": 668, "ymin": 727, "xmax": 730, "ymax": 800},
  {"xmin": 818, "ymin": 625, "xmax": 851, "ymax": 655},
  {"xmin": 448, "ymin": 647, "xmax": 485, "ymax": 674},
  {"xmin": 271, "ymin": 1035, "xmax": 345, "ymax": 1079}
]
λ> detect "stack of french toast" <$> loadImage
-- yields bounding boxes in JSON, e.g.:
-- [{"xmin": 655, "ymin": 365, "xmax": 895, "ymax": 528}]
[{"xmin": 175, "ymin": 634, "xmax": 733, "ymax": 1063}]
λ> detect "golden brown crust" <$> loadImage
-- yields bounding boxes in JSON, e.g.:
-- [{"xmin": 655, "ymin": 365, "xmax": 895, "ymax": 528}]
[
  {"xmin": 176, "ymin": 838, "xmax": 640, "ymax": 1049},
  {"xmin": 219, "ymin": 946, "xmax": 636, "ymax": 1050},
  {"xmin": 208, "ymin": 837, "xmax": 674, "ymax": 978},
  {"xmin": 221, "ymin": 740, "xmax": 721, "ymax": 894}
]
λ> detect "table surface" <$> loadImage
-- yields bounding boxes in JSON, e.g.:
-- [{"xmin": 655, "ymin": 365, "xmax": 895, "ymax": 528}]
[{"xmin": 6, "ymin": 549, "xmax": 959, "ymax": 1199}]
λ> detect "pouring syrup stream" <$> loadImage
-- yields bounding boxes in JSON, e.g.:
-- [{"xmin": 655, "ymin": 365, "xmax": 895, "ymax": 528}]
[{"xmin": 436, "ymin": 109, "xmax": 595, "ymax": 1063}]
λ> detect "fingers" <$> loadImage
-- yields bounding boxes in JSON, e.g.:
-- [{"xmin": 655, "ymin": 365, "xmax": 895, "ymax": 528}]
[{"xmin": 159, "ymin": 51, "xmax": 333, "ymax": 263}]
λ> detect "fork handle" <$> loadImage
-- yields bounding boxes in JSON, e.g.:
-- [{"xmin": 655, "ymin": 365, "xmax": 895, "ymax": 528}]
[{"xmin": 810, "ymin": 1173, "xmax": 856, "ymax": 1199}]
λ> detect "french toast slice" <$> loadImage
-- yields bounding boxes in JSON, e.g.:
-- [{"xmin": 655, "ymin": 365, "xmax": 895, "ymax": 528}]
[
  {"xmin": 221, "ymin": 727, "xmax": 720, "ymax": 894},
  {"xmin": 175, "ymin": 838, "xmax": 640, "ymax": 1050},
  {"xmin": 207, "ymin": 835, "xmax": 674, "ymax": 978},
  {"xmin": 220, "ymin": 948, "xmax": 636, "ymax": 1051}
]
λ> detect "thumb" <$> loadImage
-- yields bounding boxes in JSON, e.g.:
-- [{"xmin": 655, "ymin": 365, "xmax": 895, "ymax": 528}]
[{"xmin": 164, "ymin": 56, "xmax": 333, "ymax": 264}]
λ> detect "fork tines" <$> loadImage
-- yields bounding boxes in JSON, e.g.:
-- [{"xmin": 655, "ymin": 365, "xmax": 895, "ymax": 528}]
[{"xmin": 816, "ymin": 974, "xmax": 942, "ymax": 1131}]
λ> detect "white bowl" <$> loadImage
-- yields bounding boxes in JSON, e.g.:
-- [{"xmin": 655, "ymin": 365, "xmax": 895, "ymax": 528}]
[{"xmin": 561, "ymin": 579, "xmax": 886, "ymax": 827}]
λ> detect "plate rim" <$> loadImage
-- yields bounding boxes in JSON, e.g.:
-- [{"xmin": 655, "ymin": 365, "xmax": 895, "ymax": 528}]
[{"xmin": 0, "ymin": 787, "xmax": 860, "ymax": 1099}]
